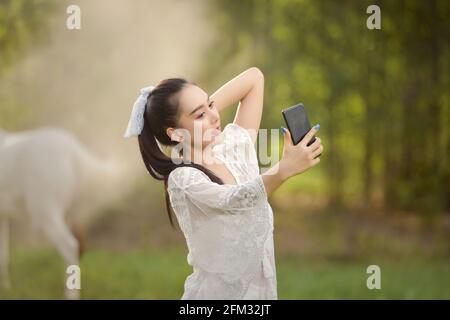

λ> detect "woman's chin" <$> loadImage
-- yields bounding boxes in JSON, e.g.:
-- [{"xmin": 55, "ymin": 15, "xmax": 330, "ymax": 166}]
[{"xmin": 206, "ymin": 131, "xmax": 224, "ymax": 146}]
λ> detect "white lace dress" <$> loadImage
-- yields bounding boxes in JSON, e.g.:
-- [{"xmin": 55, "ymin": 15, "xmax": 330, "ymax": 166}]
[{"xmin": 167, "ymin": 123, "xmax": 277, "ymax": 300}]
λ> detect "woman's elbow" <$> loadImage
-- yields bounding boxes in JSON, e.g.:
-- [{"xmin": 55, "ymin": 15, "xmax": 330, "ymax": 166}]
[{"xmin": 250, "ymin": 67, "xmax": 264, "ymax": 81}]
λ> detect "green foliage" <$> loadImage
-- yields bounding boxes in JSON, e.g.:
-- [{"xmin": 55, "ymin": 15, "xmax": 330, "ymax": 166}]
[
  {"xmin": 204, "ymin": 0, "xmax": 450, "ymax": 215},
  {"xmin": 0, "ymin": 0, "xmax": 60, "ymax": 129},
  {"xmin": 0, "ymin": 0, "xmax": 59, "ymax": 71}
]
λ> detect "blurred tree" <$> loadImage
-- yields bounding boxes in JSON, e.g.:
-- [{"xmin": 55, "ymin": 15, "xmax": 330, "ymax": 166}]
[
  {"xmin": 0, "ymin": 0, "xmax": 59, "ymax": 72},
  {"xmin": 0, "ymin": 0, "xmax": 60, "ymax": 129},
  {"xmin": 204, "ymin": 0, "xmax": 450, "ymax": 215}
]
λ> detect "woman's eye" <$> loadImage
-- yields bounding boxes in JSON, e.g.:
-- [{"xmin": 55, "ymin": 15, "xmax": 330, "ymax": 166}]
[{"xmin": 196, "ymin": 102, "xmax": 214, "ymax": 118}]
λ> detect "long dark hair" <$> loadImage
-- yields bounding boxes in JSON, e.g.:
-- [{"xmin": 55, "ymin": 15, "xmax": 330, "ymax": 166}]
[{"xmin": 137, "ymin": 78, "xmax": 224, "ymax": 227}]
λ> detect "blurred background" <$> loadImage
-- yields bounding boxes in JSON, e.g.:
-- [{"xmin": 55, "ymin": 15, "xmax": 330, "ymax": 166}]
[{"xmin": 0, "ymin": 0, "xmax": 449, "ymax": 299}]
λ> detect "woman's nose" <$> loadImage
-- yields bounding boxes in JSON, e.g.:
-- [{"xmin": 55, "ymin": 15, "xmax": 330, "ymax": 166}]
[{"xmin": 209, "ymin": 113, "xmax": 219, "ymax": 124}]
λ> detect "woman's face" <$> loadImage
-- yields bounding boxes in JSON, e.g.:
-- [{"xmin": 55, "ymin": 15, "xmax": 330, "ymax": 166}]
[{"xmin": 168, "ymin": 84, "xmax": 221, "ymax": 150}]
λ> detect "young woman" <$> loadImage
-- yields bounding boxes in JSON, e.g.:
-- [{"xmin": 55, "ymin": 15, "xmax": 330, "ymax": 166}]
[{"xmin": 124, "ymin": 67, "xmax": 323, "ymax": 299}]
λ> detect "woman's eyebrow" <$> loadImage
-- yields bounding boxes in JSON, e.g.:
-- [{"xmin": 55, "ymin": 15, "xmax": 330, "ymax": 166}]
[{"xmin": 189, "ymin": 94, "xmax": 210, "ymax": 116}]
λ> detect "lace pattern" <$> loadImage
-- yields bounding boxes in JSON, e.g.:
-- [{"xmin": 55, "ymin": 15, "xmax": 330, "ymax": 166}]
[{"xmin": 167, "ymin": 123, "xmax": 277, "ymax": 299}]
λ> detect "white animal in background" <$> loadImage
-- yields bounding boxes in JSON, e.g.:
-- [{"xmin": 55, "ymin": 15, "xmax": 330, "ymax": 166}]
[{"xmin": 0, "ymin": 127, "xmax": 119, "ymax": 299}]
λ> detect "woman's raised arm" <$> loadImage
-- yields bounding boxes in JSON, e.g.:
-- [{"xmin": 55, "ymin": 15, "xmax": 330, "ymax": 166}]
[{"xmin": 210, "ymin": 67, "xmax": 264, "ymax": 144}]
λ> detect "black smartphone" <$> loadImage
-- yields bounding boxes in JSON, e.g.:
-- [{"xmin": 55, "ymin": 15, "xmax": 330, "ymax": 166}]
[{"xmin": 281, "ymin": 103, "xmax": 317, "ymax": 146}]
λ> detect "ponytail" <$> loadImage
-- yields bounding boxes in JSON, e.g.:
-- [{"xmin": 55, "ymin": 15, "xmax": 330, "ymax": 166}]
[{"xmin": 137, "ymin": 78, "xmax": 223, "ymax": 228}]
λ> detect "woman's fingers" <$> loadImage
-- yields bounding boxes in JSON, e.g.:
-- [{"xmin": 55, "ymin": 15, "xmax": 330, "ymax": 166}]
[
  {"xmin": 308, "ymin": 136, "xmax": 322, "ymax": 151},
  {"xmin": 311, "ymin": 144, "xmax": 323, "ymax": 158},
  {"xmin": 282, "ymin": 127, "xmax": 293, "ymax": 147},
  {"xmin": 312, "ymin": 156, "xmax": 321, "ymax": 165},
  {"xmin": 300, "ymin": 125, "xmax": 320, "ymax": 148}
]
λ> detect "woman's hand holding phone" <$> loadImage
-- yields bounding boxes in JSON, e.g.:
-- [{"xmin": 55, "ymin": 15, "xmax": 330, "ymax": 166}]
[{"xmin": 279, "ymin": 125, "xmax": 323, "ymax": 180}]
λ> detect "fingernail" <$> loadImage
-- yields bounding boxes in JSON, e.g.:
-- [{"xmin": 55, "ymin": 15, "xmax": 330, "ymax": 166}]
[
  {"xmin": 313, "ymin": 124, "xmax": 320, "ymax": 130},
  {"xmin": 281, "ymin": 127, "xmax": 286, "ymax": 135}
]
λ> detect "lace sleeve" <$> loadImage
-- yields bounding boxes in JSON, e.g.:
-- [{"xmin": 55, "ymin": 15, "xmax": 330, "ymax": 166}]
[
  {"xmin": 168, "ymin": 166, "xmax": 267, "ymax": 214},
  {"xmin": 167, "ymin": 165, "xmax": 273, "ymax": 297}
]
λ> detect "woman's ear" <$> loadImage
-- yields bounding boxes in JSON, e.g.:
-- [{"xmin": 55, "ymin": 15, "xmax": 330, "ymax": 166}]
[{"xmin": 166, "ymin": 127, "xmax": 183, "ymax": 142}]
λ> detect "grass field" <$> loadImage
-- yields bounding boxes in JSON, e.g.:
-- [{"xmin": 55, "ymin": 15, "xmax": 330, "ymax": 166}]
[
  {"xmin": 1, "ymin": 246, "xmax": 448, "ymax": 299},
  {"xmin": 2, "ymin": 176, "xmax": 448, "ymax": 299}
]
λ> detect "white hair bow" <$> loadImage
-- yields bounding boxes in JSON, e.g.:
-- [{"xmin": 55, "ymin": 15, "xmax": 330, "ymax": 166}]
[{"xmin": 123, "ymin": 86, "xmax": 155, "ymax": 138}]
